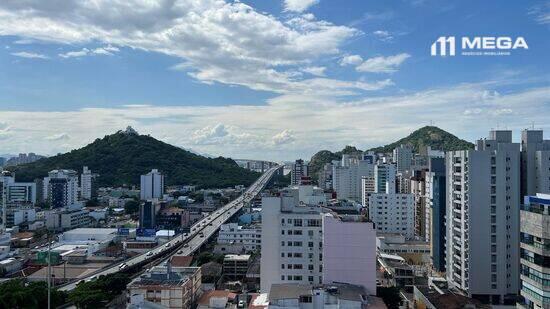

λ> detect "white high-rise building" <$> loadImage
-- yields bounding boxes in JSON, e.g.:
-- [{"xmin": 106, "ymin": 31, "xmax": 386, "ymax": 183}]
[
  {"xmin": 368, "ymin": 193, "xmax": 414, "ymax": 238},
  {"xmin": 260, "ymin": 184, "xmax": 376, "ymax": 294},
  {"xmin": 80, "ymin": 166, "xmax": 95, "ymax": 200},
  {"xmin": 290, "ymin": 159, "xmax": 308, "ymax": 185},
  {"xmin": 393, "ymin": 144, "xmax": 413, "ymax": 173},
  {"xmin": 521, "ymin": 129, "xmax": 550, "ymax": 197},
  {"xmin": 140, "ymin": 169, "xmax": 164, "ymax": 200},
  {"xmin": 43, "ymin": 169, "xmax": 79, "ymax": 208},
  {"xmin": 332, "ymin": 153, "xmax": 375, "ymax": 201},
  {"xmin": 446, "ymin": 130, "xmax": 520, "ymax": 304}
]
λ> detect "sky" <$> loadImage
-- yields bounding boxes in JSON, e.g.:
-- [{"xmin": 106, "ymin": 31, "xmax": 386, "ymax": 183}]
[{"xmin": 0, "ymin": 0, "xmax": 549, "ymax": 161}]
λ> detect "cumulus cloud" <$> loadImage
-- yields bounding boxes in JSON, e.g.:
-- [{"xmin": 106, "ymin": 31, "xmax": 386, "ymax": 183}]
[
  {"xmin": 45, "ymin": 133, "xmax": 70, "ymax": 141},
  {"xmin": 272, "ymin": 129, "xmax": 295, "ymax": 145},
  {"xmin": 339, "ymin": 55, "xmax": 363, "ymax": 66},
  {"xmin": 356, "ymin": 53, "xmax": 411, "ymax": 73},
  {"xmin": 0, "ymin": 0, "xmax": 388, "ymax": 97},
  {"xmin": 284, "ymin": 0, "xmax": 319, "ymax": 12},
  {"xmin": 0, "ymin": 81, "xmax": 547, "ymax": 160},
  {"xmin": 301, "ymin": 66, "xmax": 326, "ymax": 76},
  {"xmin": 11, "ymin": 51, "xmax": 48, "ymax": 59}
]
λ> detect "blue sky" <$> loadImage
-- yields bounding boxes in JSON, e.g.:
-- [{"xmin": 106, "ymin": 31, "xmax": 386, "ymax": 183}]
[{"xmin": 0, "ymin": 0, "xmax": 548, "ymax": 161}]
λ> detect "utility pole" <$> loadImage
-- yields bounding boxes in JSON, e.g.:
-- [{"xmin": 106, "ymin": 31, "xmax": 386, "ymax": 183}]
[{"xmin": 47, "ymin": 232, "xmax": 51, "ymax": 309}]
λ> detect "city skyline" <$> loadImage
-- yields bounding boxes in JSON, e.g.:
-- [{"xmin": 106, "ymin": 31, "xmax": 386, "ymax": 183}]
[{"xmin": 0, "ymin": 0, "xmax": 549, "ymax": 161}]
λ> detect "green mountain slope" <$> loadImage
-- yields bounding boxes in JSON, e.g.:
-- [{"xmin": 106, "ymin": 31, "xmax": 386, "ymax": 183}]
[
  {"xmin": 7, "ymin": 129, "xmax": 260, "ymax": 188},
  {"xmin": 308, "ymin": 126, "xmax": 473, "ymax": 180}
]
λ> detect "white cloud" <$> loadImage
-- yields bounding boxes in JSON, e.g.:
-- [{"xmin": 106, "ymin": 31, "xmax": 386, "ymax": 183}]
[
  {"xmin": 284, "ymin": 0, "xmax": 319, "ymax": 12},
  {"xmin": 301, "ymin": 66, "xmax": 326, "ymax": 76},
  {"xmin": 0, "ymin": 82, "xmax": 547, "ymax": 161},
  {"xmin": 272, "ymin": 129, "xmax": 295, "ymax": 145},
  {"xmin": 45, "ymin": 133, "xmax": 70, "ymax": 141},
  {"xmin": 59, "ymin": 45, "xmax": 119, "ymax": 58},
  {"xmin": 372, "ymin": 30, "xmax": 393, "ymax": 42},
  {"xmin": 11, "ymin": 51, "xmax": 48, "ymax": 59},
  {"xmin": 356, "ymin": 53, "xmax": 411, "ymax": 73},
  {"xmin": 0, "ymin": 0, "xmax": 384, "ymax": 98},
  {"xmin": 339, "ymin": 54, "xmax": 363, "ymax": 66},
  {"xmin": 528, "ymin": 2, "xmax": 550, "ymax": 24}
]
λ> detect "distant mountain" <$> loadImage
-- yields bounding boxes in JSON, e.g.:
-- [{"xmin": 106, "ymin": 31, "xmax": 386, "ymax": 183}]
[
  {"xmin": 7, "ymin": 128, "xmax": 260, "ymax": 188},
  {"xmin": 308, "ymin": 126, "xmax": 474, "ymax": 180}
]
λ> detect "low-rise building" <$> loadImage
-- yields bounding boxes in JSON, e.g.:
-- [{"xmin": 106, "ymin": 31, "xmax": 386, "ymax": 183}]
[
  {"xmin": 267, "ymin": 283, "xmax": 386, "ymax": 309},
  {"xmin": 128, "ymin": 264, "xmax": 201, "ymax": 309},
  {"xmin": 223, "ymin": 254, "xmax": 250, "ymax": 280},
  {"xmin": 217, "ymin": 223, "xmax": 261, "ymax": 252},
  {"xmin": 376, "ymin": 234, "xmax": 431, "ymax": 265},
  {"xmin": 413, "ymin": 277, "xmax": 489, "ymax": 309}
]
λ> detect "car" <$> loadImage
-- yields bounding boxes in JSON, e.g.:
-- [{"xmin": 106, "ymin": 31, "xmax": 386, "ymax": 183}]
[
  {"xmin": 165, "ymin": 243, "xmax": 171, "ymax": 248},
  {"xmin": 183, "ymin": 244, "xmax": 189, "ymax": 248},
  {"xmin": 119, "ymin": 263, "xmax": 127, "ymax": 269},
  {"xmin": 200, "ymin": 234, "xmax": 204, "ymax": 238},
  {"xmin": 184, "ymin": 233, "xmax": 188, "ymax": 237},
  {"xmin": 238, "ymin": 300, "xmax": 245, "ymax": 308},
  {"xmin": 177, "ymin": 250, "xmax": 183, "ymax": 254},
  {"xmin": 147, "ymin": 251, "xmax": 153, "ymax": 256}
]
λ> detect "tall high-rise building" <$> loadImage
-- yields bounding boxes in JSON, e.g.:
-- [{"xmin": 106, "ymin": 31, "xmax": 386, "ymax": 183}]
[
  {"xmin": 333, "ymin": 153, "xmax": 376, "ymax": 201},
  {"xmin": 393, "ymin": 144, "xmax": 413, "ymax": 173},
  {"xmin": 426, "ymin": 157, "xmax": 446, "ymax": 272},
  {"xmin": 446, "ymin": 130, "xmax": 520, "ymax": 304},
  {"xmin": 368, "ymin": 192, "xmax": 415, "ymax": 238},
  {"xmin": 43, "ymin": 169, "xmax": 79, "ymax": 208},
  {"xmin": 518, "ymin": 193, "xmax": 550, "ymax": 309},
  {"xmin": 139, "ymin": 201, "xmax": 156, "ymax": 229},
  {"xmin": 140, "ymin": 169, "xmax": 164, "ymax": 200},
  {"xmin": 374, "ymin": 163, "xmax": 396, "ymax": 194},
  {"xmin": 521, "ymin": 129, "xmax": 550, "ymax": 198},
  {"xmin": 260, "ymin": 185, "xmax": 376, "ymax": 293},
  {"xmin": 80, "ymin": 166, "xmax": 97, "ymax": 200},
  {"xmin": 290, "ymin": 159, "xmax": 308, "ymax": 185}
]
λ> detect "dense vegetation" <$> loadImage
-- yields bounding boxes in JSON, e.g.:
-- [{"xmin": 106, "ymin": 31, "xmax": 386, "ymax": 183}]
[
  {"xmin": 8, "ymin": 130, "xmax": 260, "ymax": 188},
  {"xmin": 307, "ymin": 126, "xmax": 473, "ymax": 181},
  {"xmin": 0, "ymin": 280, "xmax": 67, "ymax": 308},
  {"xmin": 68, "ymin": 273, "xmax": 131, "ymax": 308}
]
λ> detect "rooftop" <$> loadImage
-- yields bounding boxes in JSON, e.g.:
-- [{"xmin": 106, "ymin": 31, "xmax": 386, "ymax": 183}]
[
  {"xmin": 197, "ymin": 290, "xmax": 237, "ymax": 306},
  {"xmin": 62, "ymin": 228, "xmax": 117, "ymax": 235}
]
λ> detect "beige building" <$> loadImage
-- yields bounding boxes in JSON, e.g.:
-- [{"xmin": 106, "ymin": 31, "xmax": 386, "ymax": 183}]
[{"xmin": 128, "ymin": 264, "xmax": 201, "ymax": 309}]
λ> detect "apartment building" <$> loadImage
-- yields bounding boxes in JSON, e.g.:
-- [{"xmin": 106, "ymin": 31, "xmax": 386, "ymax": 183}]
[
  {"xmin": 217, "ymin": 223, "xmax": 261, "ymax": 252},
  {"xmin": 518, "ymin": 193, "xmax": 550, "ymax": 309},
  {"xmin": 80, "ymin": 166, "xmax": 97, "ymax": 200},
  {"xmin": 43, "ymin": 169, "xmax": 79, "ymax": 208},
  {"xmin": 333, "ymin": 153, "xmax": 375, "ymax": 201},
  {"xmin": 368, "ymin": 193, "xmax": 415, "ymax": 238},
  {"xmin": 291, "ymin": 159, "xmax": 308, "ymax": 186},
  {"xmin": 445, "ymin": 130, "xmax": 520, "ymax": 304},
  {"xmin": 128, "ymin": 264, "xmax": 202, "ymax": 309},
  {"xmin": 261, "ymin": 184, "xmax": 377, "ymax": 293},
  {"xmin": 140, "ymin": 169, "xmax": 165, "ymax": 200},
  {"xmin": 426, "ymin": 158, "xmax": 446, "ymax": 272},
  {"xmin": 393, "ymin": 144, "xmax": 413, "ymax": 173},
  {"xmin": 521, "ymin": 129, "xmax": 550, "ymax": 198},
  {"xmin": 260, "ymin": 186, "xmax": 326, "ymax": 292}
]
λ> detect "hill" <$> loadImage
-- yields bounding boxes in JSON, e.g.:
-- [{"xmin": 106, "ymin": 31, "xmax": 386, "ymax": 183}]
[
  {"xmin": 368, "ymin": 126, "xmax": 474, "ymax": 153},
  {"xmin": 7, "ymin": 128, "xmax": 260, "ymax": 188},
  {"xmin": 308, "ymin": 126, "xmax": 473, "ymax": 180}
]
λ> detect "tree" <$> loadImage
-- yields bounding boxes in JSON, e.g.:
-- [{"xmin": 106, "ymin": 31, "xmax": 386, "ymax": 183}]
[
  {"xmin": 124, "ymin": 200, "xmax": 140, "ymax": 214},
  {"xmin": 0, "ymin": 279, "xmax": 67, "ymax": 308},
  {"xmin": 377, "ymin": 286, "xmax": 401, "ymax": 309},
  {"xmin": 68, "ymin": 274, "xmax": 130, "ymax": 308}
]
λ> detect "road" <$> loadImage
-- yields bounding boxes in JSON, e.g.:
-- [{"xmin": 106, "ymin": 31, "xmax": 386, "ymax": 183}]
[{"xmin": 59, "ymin": 166, "xmax": 280, "ymax": 291}]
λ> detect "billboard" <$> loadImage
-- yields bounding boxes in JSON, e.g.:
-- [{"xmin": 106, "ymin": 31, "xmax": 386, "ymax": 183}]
[
  {"xmin": 118, "ymin": 227, "xmax": 130, "ymax": 236},
  {"xmin": 136, "ymin": 228, "xmax": 156, "ymax": 237}
]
